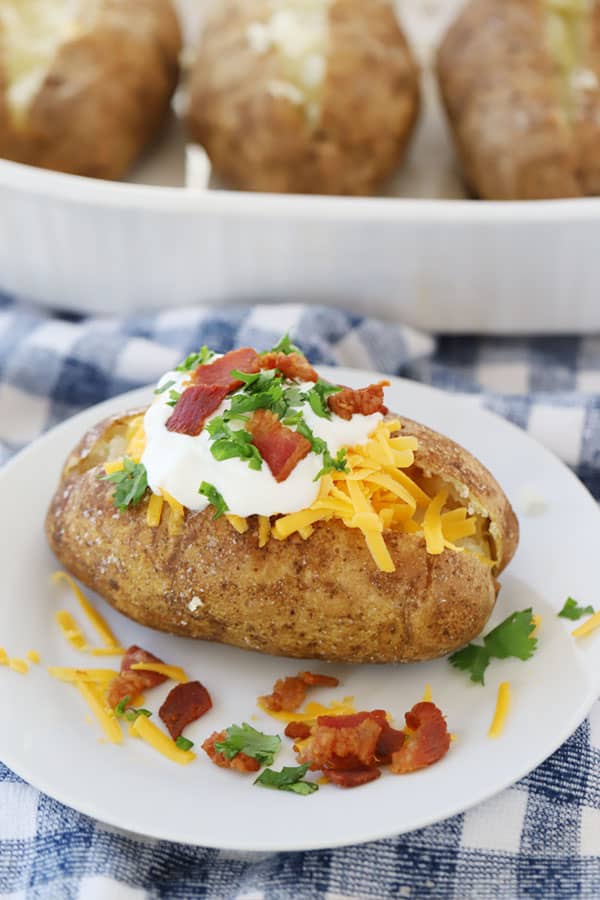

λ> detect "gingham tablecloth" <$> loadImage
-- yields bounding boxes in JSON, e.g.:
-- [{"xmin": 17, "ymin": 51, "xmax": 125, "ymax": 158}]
[{"xmin": 1, "ymin": 295, "xmax": 599, "ymax": 900}]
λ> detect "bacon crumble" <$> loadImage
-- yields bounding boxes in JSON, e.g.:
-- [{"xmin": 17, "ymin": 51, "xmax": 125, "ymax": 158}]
[
  {"xmin": 107, "ymin": 645, "xmax": 168, "ymax": 709},
  {"xmin": 159, "ymin": 680, "xmax": 213, "ymax": 740},
  {"xmin": 327, "ymin": 382, "xmax": 389, "ymax": 420},
  {"xmin": 259, "ymin": 351, "xmax": 318, "ymax": 383},
  {"xmin": 390, "ymin": 702, "xmax": 451, "ymax": 774},
  {"xmin": 247, "ymin": 410, "xmax": 312, "ymax": 483},
  {"xmin": 261, "ymin": 671, "xmax": 340, "ymax": 713},
  {"xmin": 202, "ymin": 730, "xmax": 260, "ymax": 773},
  {"xmin": 166, "ymin": 384, "xmax": 230, "ymax": 436}
]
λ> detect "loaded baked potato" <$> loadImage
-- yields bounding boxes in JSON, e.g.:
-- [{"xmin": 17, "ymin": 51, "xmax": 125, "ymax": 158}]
[
  {"xmin": 187, "ymin": 0, "xmax": 421, "ymax": 195},
  {"xmin": 437, "ymin": 0, "xmax": 600, "ymax": 199},
  {"xmin": 46, "ymin": 343, "xmax": 518, "ymax": 664},
  {"xmin": 0, "ymin": 0, "xmax": 182, "ymax": 179}
]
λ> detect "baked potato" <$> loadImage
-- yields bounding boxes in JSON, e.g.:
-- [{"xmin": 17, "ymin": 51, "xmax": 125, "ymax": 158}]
[
  {"xmin": 187, "ymin": 0, "xmax": 421, "ymax": 195},
  {"xmin": 45, "ymin": 346, "xmax": 518, "ymax": 665},
  {"xmin": 437, "ymin": 0, "xmax": 600, "ymax": 199},
  {"xmin": 0, "ymin": 0, "xmax": 182, "ymax": 179}
]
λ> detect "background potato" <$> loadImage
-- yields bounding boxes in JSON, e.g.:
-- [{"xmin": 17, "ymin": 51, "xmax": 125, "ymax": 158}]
[
  {"xmin": 46, "ymin": 410, "xmax": 518, "ymax": 665},
  {"xmin": 188, "ymin": 0, "xmax": 421, "ymax": 195},
  {"xmin": 0, "ymin": 0, "xmax": 182, "ymax": 179},
  {"xmin": 437, "ymin": 0, "xmax": 600, "ymax": 200}
]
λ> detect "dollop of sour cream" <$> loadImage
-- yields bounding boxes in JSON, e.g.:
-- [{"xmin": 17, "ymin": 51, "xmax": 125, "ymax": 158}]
[{"xmin": 142, "ymin": 367, "xmax": 382, "ymax": 518}]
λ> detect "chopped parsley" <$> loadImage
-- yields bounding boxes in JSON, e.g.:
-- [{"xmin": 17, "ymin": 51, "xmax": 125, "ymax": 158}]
[
  {"xmin": 268, "ymin": 334, "xmax": 302, "ymax": 356},
  {"xmin": 103, "ymin": 458, "xmax": 148, "ymax": 511},
  {"xmin": 214, "ymin": 723, "xmax": 281, "ymax": 766},
  {"xmin": 254, "ymin": 763, "xmax": 318, "ymax": 796},
  {"xmin": 315, "ymin": 448, "xmax": 349, "ymax": 481},
  {"xmin": 304, "ymin": 380, "xmax": 342, "ymax": 420},
  {"xmin": 175, "ymin": 347, "xmax": 214, "ymax": 372},
  {"xmin": 449, "ymin": 608, "xmax": 538, "ymax": 685},
  {"xmin": 206, "ymin": 417, "xmax": 263, "ymax": 470},
  {"xmin": 198, "ymin": 481, "xmax": 229, "ymax": 519},
  {"xmin": 558, "ymin": 597, "xmax": 595, "ymax": 621},
  {"xmin": 114, "ymin": 696, "xmax": 152, "ymax": 722},
  {"xmin": 166, "ymin": 389, "xmax": 182, "ymax": 408},
  {"xmin": 175, "ymin": 736, "xmax": 194, "ymax": 751},
  {"xmin": 154, "ymin": 378, "xmax": 176, "ymax": 395}
]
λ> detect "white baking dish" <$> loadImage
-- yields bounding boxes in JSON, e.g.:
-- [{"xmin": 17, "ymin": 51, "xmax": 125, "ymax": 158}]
[{"xmin": 0, "ymin": 0, "xmax": 598, "ymax": 333}]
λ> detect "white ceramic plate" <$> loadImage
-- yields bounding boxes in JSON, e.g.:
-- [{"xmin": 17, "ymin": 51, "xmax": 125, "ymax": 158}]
[{"xmin": 1, "ymin": 368, "xmax": 599, "ymax": 851}]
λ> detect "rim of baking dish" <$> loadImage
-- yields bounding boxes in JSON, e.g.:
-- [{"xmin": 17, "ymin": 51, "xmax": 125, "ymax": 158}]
[{"xmin": 2, "ymin": 157, "xmax": 600, "ymax": 221}]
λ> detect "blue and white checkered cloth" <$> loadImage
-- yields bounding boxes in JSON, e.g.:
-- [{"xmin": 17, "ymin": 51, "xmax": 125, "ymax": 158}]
[{"xmin": 1, "ymin": 294, "xmax": 599, "ymax": 899}]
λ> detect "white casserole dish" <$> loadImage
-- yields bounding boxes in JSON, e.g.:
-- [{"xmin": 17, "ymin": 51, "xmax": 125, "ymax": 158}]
[{"xmin": 0, "ymin": 0, "xmax": 597, "ymax": 333}]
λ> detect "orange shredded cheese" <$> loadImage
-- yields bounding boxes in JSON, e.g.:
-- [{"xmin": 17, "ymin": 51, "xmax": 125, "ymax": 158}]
[
  {"xmin": 572, "ymin": 609, "xmax": 600, "ymax": 639},
  {"xmin": 531, "ymin": 615, "xmax": 542, "ymax": 637},
  {"xmin": 55, "ymin": 610, "xmax": 88, "ymax": 651},
  {"xmin": 488, "ymin": 682, "xmax": 511, "ymax": 738},
  {"xmin": 89, "ymin": 647, "xmax": 126, "ymax": 657},
  {"xmin": 422, "ymin": 684, "xmax": 432, "ymax": 702},
  {"xmin": 258, "ymin": 516, "xmax": 270, "ymax": 548},
  {"xmin": 52, "ymin": 572, "xmax": 120, "ymax": 648},
  {"xmin": 126, "ymin": 421, "xmax": 146, "ymax": 462},
  {"xmin": 8, "ymin": 658, "xmax": 28, "ymax": 674},
  {"xmin": 162, "ymin": 491, "xmax": 184, "ymax": 536},
  {"xmin": 130, "ymin": 662, "xmax": 189, "ymax": 683},
  {"xmin": 423, "ymin": 490, "xmax": 448, "ymax": 555},
  {"xmin": 146, "ymin": 493, "xmax": 164, "ymax": 527},
  {"xmin": 0, "ymin": 648, "xmax": 8, "ymax": 666},
  {"xmin": 226, "ymin": 514, "xmax": 248, "ymax": 534},
  {"xmin": 26, "ymin": 650, "xmax": 40, "ymax": 664},
  {"xmin": 104, "ymin": 459, "xmax": 124, "ymax": 475},
  {"xmin": 48, "ymin": 667, "xmax": 119, "ymax": 683},
  {"xmin": 258, "ymin": 696, "xmax": 356, "ymax": 724},
  {"xmin": 75, "ymin": 680, "xmax": 122, "ymax": 744},
  {"xmin": 131, "ymin": 714, "xmax": 196, "ymax": 765}
]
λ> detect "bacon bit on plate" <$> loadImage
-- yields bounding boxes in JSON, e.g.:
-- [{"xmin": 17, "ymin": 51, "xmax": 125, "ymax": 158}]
[
  {"xmin": 323, "ymin": 767, "xmax": 382, "ymax": 788},
  {"xmin": 191, "ymin": 347, "xmax": 259, "ymax": 389},
  {"xmin": 375, "ymin": 719, "xmax": 406, "ymax": 764},
  {"xmin": 259, "ymin": 351, "xmax": 318, "ymax": 383},
  {"xmin": 166, "ymin": 384, "xmax": 230, "ymax": 436},
  {"xmin": 390, "ymin": 702, "xmax": 451, "ymax": 774},
  {"xmin": 261, "ymin": 671, "xmax": 341, "ymax": 713},
  {"xmin": 202, "ymin": 730, "xmax": 260, "ymax": 773},
  {"xmin": 327, "ymin": 382, "xmax": 389, "ymax": 420},
  {"xmin": 107, "ymin": 645, "xmax": 168, "ymax": 709},
  {"xmin": 247, "ymin": 410, "xmax": 312, "ymax": 482},
  {"xmin": 284, "ymin": 721, "xmax": 312, "ymax": 740},
  {"xmin": 159, "ymin": 680, "xmax": 213, "ymax": 740},
  {"xmin": 298, "ymin": 711, "xmax": 385, "ymax": 771}
]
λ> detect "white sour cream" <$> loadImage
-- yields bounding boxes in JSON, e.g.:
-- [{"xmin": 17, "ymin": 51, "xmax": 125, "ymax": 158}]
[{"xmin": 142, "ymin": 368, "xmax": 382, "ymax": 518}]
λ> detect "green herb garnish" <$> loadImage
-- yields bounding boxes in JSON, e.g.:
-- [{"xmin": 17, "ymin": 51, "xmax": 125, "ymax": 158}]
[
  {"xmin": 254, "ymin": 763, "xmax": 318, "ymax": 796},
  {"xmin": 206, "ymin": 417, "xmax": 263, "ymax": 470},
  {"xmin": 175, "ymin": 736, "xmax": 194, "ymax": 751},
  {"xmin": 314, "ymin": 448, "xmax": 349, "ymax": 481},
  {"xmin": 154, "ymin": 378, "xmax": 176, "ymax": 395},
  {"xmin": 166, "ymin": 389, "xmax": 182, "ymax": 408},
  {"xmin": 268, "ymin": 334, "xmax": 302, "ymax": 356},
  {"xmin": 175, "ymin": 347, "xmax": 214, "ymax": 372},
  {"xmin": 449, "ymin": 608, "xmax": 538, "ymax": 685},
  {"xmin": 304, "ymin": 380, "xmax": 342, "ymax": 420},
  {"xmin": 198, "ymin": 481, "xmax": 229, "ymax": 519},
  {"xmin": 558, "ymin": 597, "xmax": 595, "ymax": 621},
  {"xmin": 214, "ymin": 723, "xmax": 281, "ymax": 765},
  {"xmin": 114, "ymin": 696, "xmax": 152, "ymax": 722},
  {"xmin": 103, "ymin": 458, "xmax": 148, "ymax": 511}
]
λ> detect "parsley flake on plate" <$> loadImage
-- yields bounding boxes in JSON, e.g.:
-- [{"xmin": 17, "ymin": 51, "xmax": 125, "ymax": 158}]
[
  {"xmin": 558, "ymin": 597, "xmax": 595, "ymax": 621},
  {"xmin": 198, "ymin": 481, "xmax": 229, "ymax": 519},
  {"xmin": 175, "ymin": 736, "xmax": 194, "ymax": 751},
  {"xmin": 254, "ymin": 763, "xmax": 318, "ymax": 796},
  {"xmin": 103, "ymin": 458, "xmax": 148, "ymax": 511},
  {"xmin": 214, "ymin": 723, "xmax": 281, "ymax": 765},
  {"xmin": 268, "ymin": 334, "xmax": 302, "ymax": 356},
  {"xmin": 449, "ymin": 608, "xmax": 538, "ymax": 685},
  {"xmin": 175, "ymin": 347, "xmax": 214, "ymax": 372},
  {"xmin": 114, "ymin": 696, "xmax": 152, "ymax": 722}
]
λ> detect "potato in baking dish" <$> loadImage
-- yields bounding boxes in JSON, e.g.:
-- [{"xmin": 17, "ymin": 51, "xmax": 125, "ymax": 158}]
[
  {"xmin": 45, "ymin": 346, "xmax": 519, "ymax": 665},
  {"xmin": 0, "ymin": 0, "xmax": 182, "ymax": 179},
  {"xmin": 187, "ymin": 0, "xmax": 421, "ymax": 195},
  {"xmin": 437, "ymin": 0, "xmax": 600, "ymax": 200}
]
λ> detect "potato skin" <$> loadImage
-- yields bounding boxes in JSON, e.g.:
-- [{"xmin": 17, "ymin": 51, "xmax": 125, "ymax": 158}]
[
  {"xmin": 188, "ymin": 0, "xmax": 420, "ymax": 195},
  {"xmin": 0, "ymin": 0, "xmax": 182, "ymax": 179},
  {"xmin": 45, "ymin": 410, "xmax": 518, "ymax": 664},
  {"xmin": 437, "ymin": 0, "xmax": 600, "ymax": 200}
]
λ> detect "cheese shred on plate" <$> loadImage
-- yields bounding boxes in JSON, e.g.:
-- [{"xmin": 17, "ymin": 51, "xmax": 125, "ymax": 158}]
[
  {"xmin": 52, "ymin": 571, "xmax": 120, "ymax": 649},
  {"xmin": 488, "ymin": 682, "xmax": 511, "ymax": 738},
  {"xmin": 571, "ymin": 609, "xmax": 600, "ymax": 639},
  {"xmin": 75, "ymin": 680, "xmax": 122, "ymax": 744},
  {"xmin": 131, "ymin": 714, "xmax": 196, "ymax": 765},
  {"xmin": 129, "ymin": 662, "xmax": 189, "ymax": 683}
]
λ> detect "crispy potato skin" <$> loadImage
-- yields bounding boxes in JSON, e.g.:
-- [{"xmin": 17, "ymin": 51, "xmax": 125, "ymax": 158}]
[
  {"xmin": 0, "ymin": 0, "xmax": 182, "ymax": 179},
  {"xmin": 437, "ymin": 0, "xmax": 600, "ymax": 200},
  {"xmin": 45, "ymin": 410, "xmax": 518, "ymax": 664},
  {"xmin": 188, "ymin": 0, "xmax": 420, "ymax": 195}
]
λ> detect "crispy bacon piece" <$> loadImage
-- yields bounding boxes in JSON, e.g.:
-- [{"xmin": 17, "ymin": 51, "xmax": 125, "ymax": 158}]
[
  {"xmin": 375, "ymin": 719, "xmax": 406, "ymax": 764},
  {"xmin": 158, "ymin": 680, "xmax": 212, "ymax": 740},
  {"xmin": 259, "ymin": 351, "xmax": 318, "ymax": 383},
  {"xmin": 261, "ymin": 671, "xmax": 340, "ymax": 713},
  {"xmin": 327, "ymin": 381, "xmax": 389, "ymax": 420},
  {"xmin": 298, "ymin": 712, "xmax": 384, "ymax": 771},
  {"xmin": 247, "ymin": 410, "xmax": 311, "ymax": 483},
  {"xmin": 107, "ymin": 645, "xmax": 168, "ymax": 709},
  {"xmin": 285, "ymin": 721, "xmax": 312, "ymax": 740},
  {"xmin": 324, "ymin": 767, "xmax": 382, "ymax": 788},
  {"xmin": 202, "ymin": 730, "xmax": 260, "ymax": 773},
  {"xmin": 165, "ymin": 384, "xmax": 230, "ymax": 435},
  {"xmin": 391, "ymin": 702, "xmax": 451, "ymax": 775},
  {"xmin": 191, "ymin": 347, "xmax": 259, "ymax": 389}
]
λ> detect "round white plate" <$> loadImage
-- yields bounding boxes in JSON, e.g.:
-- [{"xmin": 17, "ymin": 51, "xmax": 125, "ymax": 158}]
[{"xmin": 1, "ymin": 369, "xmax": 599, "ymax": 851}]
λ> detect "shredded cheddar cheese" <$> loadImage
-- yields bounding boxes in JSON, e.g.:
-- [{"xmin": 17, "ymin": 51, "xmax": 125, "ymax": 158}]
[
  {"xmin": 55, "ymin": 610, "xmax": 88, "ymax": 651},
  {"xmin": 488, "ymin": 682, "xmax": 511, "ymax": 738},
  {"xmin": 162, "ymin": 491, "xmax": 184, "ymax": 536},
  {"xmin": 130, "ymin": 662, "xmax": 189, "ymax": 683},
  {"xmin": 89, "ymin": 647, "xmax": 126, "ymax": 657},
  {"xmin": 422, "ymin": 684, "xmax": 432, "ymax": 702},
  {"xmin": 146, "ymin": 493, "xmax": 164, "ymax": 528},
  {"xmin": 75, "ymin": 680, "xmax": 122, "ymax": 744},
  {"xmin": 52, "ymin": 571, "xmax": 120, "ymax": 649},
  {"xmin": 126, "ymin": 419, "xmax": 146, "ymax": 462},
  {"xmin": 104, "ymin": 459, "xmax": 124, "ymax": 475},
  {"xmin": 8, "ymin": 658, "xmax": 28, "ymax": 674},
  {"xmin": 0, "ymin": 648, "xmax": 8, "ymax": 665},
  {"xmin": 258, "ymin": 516, "xmax": 270, "ymax": 548},
  {"xmin": 131, "ymin": 714, "xmax": 196, "ymax": 765},
  {"xmin": 571, "ymin": 609, "xmax": 600, "ymax": 639},
  {"xmin": 48, "ymin": 667, "xmax": 119, "ymax": 683},
  {"xmin": 226, "ymin": 514, "xmax": 249, "ymax": 534},
  {"xmin": 26, "ymin": 650, "xmax": 40, "ymax": 664},
  {"xmin": 258, "ymin": 696, "xmax": 356, "ymax": 724}
]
